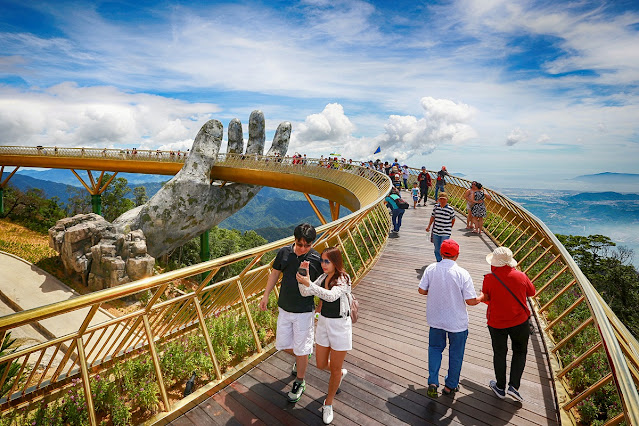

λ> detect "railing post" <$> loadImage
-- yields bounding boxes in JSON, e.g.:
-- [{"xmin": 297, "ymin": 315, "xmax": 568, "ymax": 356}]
[
  {"xmin": 142, "ymin": 314, "xmax": 171, "ymax": 412},
  {"xmin": 77, "ymin": 337, "xmax": 98, "ymax": 426},
  {"xmin": 193, "ymin": 297, "xmax": 222, "ymax": 380},
  {"xmin": 235, "ymin": 279, "xmax": 263, "ymax": 353}
]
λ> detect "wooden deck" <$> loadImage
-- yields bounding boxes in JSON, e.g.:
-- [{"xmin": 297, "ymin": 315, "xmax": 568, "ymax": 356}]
[{"xmin": 170, "ymin": 203, "xmax": 560, "ymax": 425}]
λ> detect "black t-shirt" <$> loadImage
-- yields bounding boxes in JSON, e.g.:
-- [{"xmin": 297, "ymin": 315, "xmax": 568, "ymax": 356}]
[
  {"xmin": 320, "ymin": 276, "xmax": 342, "ymax": 318},
  {"xmin": 273, "ymin": 244, "xmax": 322, "ymax": 313}
]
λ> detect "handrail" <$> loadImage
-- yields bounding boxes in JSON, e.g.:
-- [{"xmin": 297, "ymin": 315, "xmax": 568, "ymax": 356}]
[
  {"xmin": 0, "ymin": 152, "xmax": 392, "ymax": 425},
  {"xmin": 1, "ymin": 148, "xmax": 638, "ymax": 424}
]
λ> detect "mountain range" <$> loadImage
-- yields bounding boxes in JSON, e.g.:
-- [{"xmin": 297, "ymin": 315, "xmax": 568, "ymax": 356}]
[{"xmin": 571, "ymin": 172, "xmax": 639, "ymax": 185}]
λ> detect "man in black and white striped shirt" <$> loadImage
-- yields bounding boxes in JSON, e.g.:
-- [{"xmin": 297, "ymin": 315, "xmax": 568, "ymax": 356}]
[{"xmin": 425, "ymin": 192, "xmax": 456, "ymax": 262}]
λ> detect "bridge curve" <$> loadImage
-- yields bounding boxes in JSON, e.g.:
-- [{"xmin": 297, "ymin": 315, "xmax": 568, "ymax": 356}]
[{"xmin": 0, "ymin": 147, "xmax": 637, "ymax": 425}]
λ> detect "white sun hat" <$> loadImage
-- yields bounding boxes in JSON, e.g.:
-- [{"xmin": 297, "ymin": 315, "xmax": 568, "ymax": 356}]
[{"xmin": 486, "ymin": 246, "xmax": 518, "ymax": 267}]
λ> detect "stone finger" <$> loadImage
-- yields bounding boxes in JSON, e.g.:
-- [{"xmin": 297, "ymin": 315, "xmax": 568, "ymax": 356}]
[
  {"xmin": 266, "ymin": 121, "xmax": 291, "ymax": 156},
  {"xmin": 245, "ymin": 110, "xmax": 265, "ymax": 156},
  {"xmin": 182, "ymin": 119, "xmax": 223, "ymax": 180},
  {"xmin": 227, "ymin": 118, "xmax": 244, "ymax": 154}
]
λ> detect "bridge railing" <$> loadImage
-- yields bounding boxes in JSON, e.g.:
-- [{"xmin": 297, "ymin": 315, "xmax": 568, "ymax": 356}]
[
  {"xmin": 0, "ymin": 156, "xmax": 392, "ymax": 425},
  {"xmin": 416, "ymin": 170, "xmax": 639, "ymax": 425}
]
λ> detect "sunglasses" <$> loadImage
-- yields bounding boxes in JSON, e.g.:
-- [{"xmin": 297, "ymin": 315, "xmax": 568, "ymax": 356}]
[
  {"xmin": 295, "ymin": 241, "xmax": 312, "ymax": 249},
  {"xmin": 320, "ymin": 258, "xmax": 332, "ymax": 265}
]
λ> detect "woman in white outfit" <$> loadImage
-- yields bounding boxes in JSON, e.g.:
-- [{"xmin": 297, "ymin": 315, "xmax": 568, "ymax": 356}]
[{"xmin": 297, "ymin": 246, "xmax": 352, "ymax": 425}]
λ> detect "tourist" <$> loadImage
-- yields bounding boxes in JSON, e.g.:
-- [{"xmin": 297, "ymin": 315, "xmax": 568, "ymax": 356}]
[
  {"xmin": 385, "ymin": 187, "xmax": 405, "ymax": 235},
  {"xmin": 463, "ymin": 182, "xmax": 477, "ymax": 230},
  {"xmin": 434, "ymin": 166, "xmax": 449, "ymax": 201},
  {"xmin": 471, "ymin": 182, "xmax": 492, "ymax": 235},
  {"xmin": 417, "ymin": 166, "xmax": 431, "ymax": 206},
  {"xmin": 418, "ymin": 239, "xmax": 480, "ymax": 398},
  {"xmin": 411, "ymin": 182, "xmax": 420, "ymax": 209},
  {"xmin": 425, "ymin": 192, "xmax": 456, "ymax": 262},
  {"xmin": 259, "ymin": 223, "xmax": 323, "ymax": 403},
  {"xmin": 479, "ymin": 247, "xmax": 535, "ymax": 402},
  {"xmin": 297, "ymin": 246, "xmax": 352, "ymax": 424},
  {"xmin": 402, "ymin": 165, "xmax": 410, "ymax": 189},
  {"xmin": 389, "ymin": 166, "xmax": 402, "ymax": 191}
]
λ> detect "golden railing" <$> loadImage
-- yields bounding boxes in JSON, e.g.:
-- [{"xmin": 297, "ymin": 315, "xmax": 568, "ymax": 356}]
[
  {"xmin": 2, "ymin": 149, "xmax": 638, "ymax": 424},
  {"xmin": 403, "ymin": 168, "xmax": 639, "ymax": 425},
  {"xmin": 0, "ymin": 153, "xmax": 392, "ymax": 425}
]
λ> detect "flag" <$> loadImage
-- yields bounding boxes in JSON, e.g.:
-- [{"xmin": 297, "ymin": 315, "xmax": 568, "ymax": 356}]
[{"xmin": 373, "ymin": 146, "xmax": 381, "ymax": 154}]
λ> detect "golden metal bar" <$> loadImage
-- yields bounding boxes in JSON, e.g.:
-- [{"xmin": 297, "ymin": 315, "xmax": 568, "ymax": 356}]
[
  {"xmin": 551, "ymin": 317, "xmax": 594, "ymax": 353},
  {"xmin": 494, "ymin": 215, "xmax": 517, "ymax": 242},
  {"xmin": 36, "ymin": 343, "xmax": 62, "ymax": 388},
  {"xmin": 238, "ymin": 255, "xmax": 264, "ymax": 279},
  {"xmin": 21, "ymin": 348, "xmax": 47, "ymax": 395},
  {"xmin": 530, "ymin": 255, "xmax": 561, "ymax": 283},
  {"xmin": 540, "ymin": 279, "xmax": 577, "ymax": 313},
  {"xmin": 506, "ymin": 224, "xmax": 531, "ymax": 249},
  {"xmin": 77, "ymin": 337, "xmax": 98, "ymax": 426},
  {"xmin": 536, "ymin": 266, "xmax": 571, "ymax": 296},
  {"xmin": 347, "ymin": 228, "xmax": 366, "ymax": 267},
  {"xmin": 194, "ymin": 267, "xmax": 221, "ymax": 294},
  {"xmin": 545, "ymin": 295, "xmax": 585, "ymax": 331},
  {"xmin": 97, "ymin": 171, "xmax": 118, "ymax": 194},
  {"xmin": 603, "ymin": 413, "xmax": 626, "ymax": 426},
  {"xmin": 142, "ymin": 314, "xmax": 171, "ymax": 412},
  {"xmin": 193, "ymin": 298, "xmax": 222, "ymax": 380},
  {"xmin": 85, "ymin": 325, "xmax": 109, "ymax": 362},
  {"xmin": 563, "ymin": 372, "xmax": 613, "ymax": 411},
  {"xmin": 337, "ymin": 235, "xmax": 358, "ymax": 278},
  {"xmin": 70, "ymin": 169, "xmax": 93, "ymax": 194},
  {"xmin": 0, "ymin": 166, "xmax": 19, "ymax": 188},
  {"xmin": 517, "ymin": 240, "xmax": 543, "ymax": 267},
  {"xmin": 87, "ymin": 170, "xmax": 97, "ymax": 190},
  {"xmin": 356, "ymin": 224, "xmax": 373, "ymax": 260},
  {"xmin": 304, "ymin": 193, "xmax": 327, "ymax": 225},
  {"xmin": 523, "ymin": 246, "xmax": 554, "ymax": 275},
  {"xmin": 512, "ymin": 231, "xmax": 538, "ymax": 258},
  {"xmin": 235, "ymin": 279, "xmax": 262, "ymax": 353},
  {"xmin": 7, "ymin": 354, "xmax": 30, "ymax": 399},
  {"xmin": 556, "ymin": 341, "xmax": 603, "ymax": 378}
]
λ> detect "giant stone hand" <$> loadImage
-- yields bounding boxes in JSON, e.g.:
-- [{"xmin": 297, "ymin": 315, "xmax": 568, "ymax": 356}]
[{"xmin": 113, "ymin": 111, "xmax": 290, "ymax": 258}]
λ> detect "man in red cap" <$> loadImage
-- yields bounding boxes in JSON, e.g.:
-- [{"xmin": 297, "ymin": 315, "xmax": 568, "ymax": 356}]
[{"xmin": 418, "ymin": 239, "xmax": 481, "ymax": 399}]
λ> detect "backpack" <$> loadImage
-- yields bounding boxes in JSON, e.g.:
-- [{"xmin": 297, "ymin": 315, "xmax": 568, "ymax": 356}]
[
  {"xmin": 394, "ymin": 195, "xmax": 409, "ymax": 209},
  {"xmin": 347, "ymin": 292, "xmax": 359, "ymax": 323}
]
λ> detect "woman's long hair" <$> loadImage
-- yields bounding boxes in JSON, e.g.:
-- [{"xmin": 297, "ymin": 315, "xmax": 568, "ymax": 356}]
[{"xmin": 322, "ymin": 246, "xmax": 349, "ymax": 289}]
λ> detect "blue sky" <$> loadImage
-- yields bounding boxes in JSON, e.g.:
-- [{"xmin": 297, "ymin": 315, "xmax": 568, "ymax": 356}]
[{"xmin": 0, "ymin": 0, "xmax": 638, "ymax": 189}]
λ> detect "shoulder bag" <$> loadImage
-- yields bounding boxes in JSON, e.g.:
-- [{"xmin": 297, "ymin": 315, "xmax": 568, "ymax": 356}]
[{"xmin": 491, "ymin": 273, "xmax": 535, "ymax": 335}]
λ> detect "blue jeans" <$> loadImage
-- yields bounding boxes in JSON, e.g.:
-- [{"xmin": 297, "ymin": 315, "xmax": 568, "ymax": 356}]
[
  {"xmin": 391, "ymin": 208, "xmax": 404, "ymax": 232},
  {"xmin": 434, "ymin": 183, "xmax": 445, "ymax": 200},
  {"xmin": 432, "ymin": 234, "xmax": 450, "ymax": 262},
  {"xmin": 428, "ymin": 327, "xmax": 468, "ymax": 389}
]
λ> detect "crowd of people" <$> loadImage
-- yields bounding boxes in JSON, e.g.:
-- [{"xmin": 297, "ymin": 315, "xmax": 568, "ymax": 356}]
[{"xmin": 260, "ymin": 213, "xmax": 534, "ymax": 424}]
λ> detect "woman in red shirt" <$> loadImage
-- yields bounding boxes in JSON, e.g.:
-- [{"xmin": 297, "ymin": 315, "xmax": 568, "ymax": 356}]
[{"xmin": 479, "ymin": 247, "xmax": 535, "ymax": 402}]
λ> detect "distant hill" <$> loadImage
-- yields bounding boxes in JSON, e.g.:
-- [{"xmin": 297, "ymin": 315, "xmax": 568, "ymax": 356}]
[
  {"xmin": 1, "ymin": 173, "xmax": 78, "ymax": 204},
  {"xmin": 572, "ymin": 172, "xmax": 639, "ymax": 185},
  {"xmin": 567, "ymin": 192, "xmax": 639, "ymax": 202},
  {"xmin": 16, "ymin": 169, "xmax": 169, "ymax": 186}
]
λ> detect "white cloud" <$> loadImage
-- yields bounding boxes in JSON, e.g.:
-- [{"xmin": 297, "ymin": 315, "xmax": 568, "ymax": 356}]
[
  {"xmin": 537, "ymin": 134, "xmax": 550, "ymax": 144},
  {"xmin": 506, "ymin": 128, "xmax": 529, "ymax": 146},
  {"xmin": 292, "ymin": 97, "xmax": 477, "ymax": 160},
  {"xmin": 0, "ymin": 83, "xmax": 219, "ymax": 148}
]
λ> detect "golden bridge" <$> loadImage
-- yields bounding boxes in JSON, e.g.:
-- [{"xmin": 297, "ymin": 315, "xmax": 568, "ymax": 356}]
[{"xmin": 0, "ymin": 146, "xmax": 637, "ymax": 425}]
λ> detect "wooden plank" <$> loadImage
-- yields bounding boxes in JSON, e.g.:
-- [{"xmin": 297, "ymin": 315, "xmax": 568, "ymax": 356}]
[{"xmin": 174, "ymin": 206, "xmax": 560, "ymax": 425}]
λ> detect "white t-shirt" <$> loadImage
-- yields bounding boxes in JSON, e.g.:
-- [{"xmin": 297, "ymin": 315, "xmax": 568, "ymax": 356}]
[{"xmin": 418, "ymin": 259, "xmax": 477, "ymax": 333}]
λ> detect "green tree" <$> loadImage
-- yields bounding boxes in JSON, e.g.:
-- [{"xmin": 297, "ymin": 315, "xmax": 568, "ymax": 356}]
[
  {"xmin": 133, "ymin": 186, "xmax": 149, "ymax": 206},
  {"xmin": 1, "ymin": 186, "xmax": 66, "ymax": 233},
  {"xmin": 557, "ymin": 234, "xmax": 639, "ymax": 336},
  {"xmin": 101, "ymin": 174, "xmax": 134, "ymax": 222},
  {"xmin": 65, "ymin": 186, "xmax": 91, "ymax": 216}
]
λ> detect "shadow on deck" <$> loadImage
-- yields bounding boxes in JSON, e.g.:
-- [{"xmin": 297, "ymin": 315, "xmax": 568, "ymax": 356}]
[{"xmin": 170, "ymin": 203, "xmax": 560, "ymax": 425}]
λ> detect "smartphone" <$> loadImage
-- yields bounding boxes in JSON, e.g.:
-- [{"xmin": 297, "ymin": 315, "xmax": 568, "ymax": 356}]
[{"xmin": 297, "ymin": 267, "xmax": 307, "ymax": 276}]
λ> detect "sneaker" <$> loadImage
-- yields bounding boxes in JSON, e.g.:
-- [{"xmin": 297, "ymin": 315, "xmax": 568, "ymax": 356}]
[
  {"xmin": 427, "ymin": 384, "xmax": 438, "ymax": 399},
  {"xmin": 442, "ymin": 384, "xmax": 459, "ymax": 396},
  {"xmin": 291, "ymin": 362, "xmax": 297, "ymax": 376},
  {"xmin": 489, "ymin": 380, "xmax": 506, "ymax": 399},
  {"xmin": 507, "ymin": 385, "xmax": 524, "ymax": 402},
  {"xmin": 287, "ymin": 380, "xmax": 305, "ymax": 402},
  {"xmin": 322, "ymin": 401, "xmax": 334, "ymax": 424},
  {"xmin": 336, "ymin": 369, "xmax": 347, "ymax": 394}
]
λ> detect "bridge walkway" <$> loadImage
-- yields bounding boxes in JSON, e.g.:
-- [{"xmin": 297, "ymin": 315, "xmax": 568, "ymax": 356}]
[{"xmin": 169, "ymin": 205, "xmax": 560, "ymax": 425}]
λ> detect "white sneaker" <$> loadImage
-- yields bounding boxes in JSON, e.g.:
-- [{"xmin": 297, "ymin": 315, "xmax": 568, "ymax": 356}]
[{"xmin": 322, "ymin": 401, "xmax": 334, "ymax": 424}]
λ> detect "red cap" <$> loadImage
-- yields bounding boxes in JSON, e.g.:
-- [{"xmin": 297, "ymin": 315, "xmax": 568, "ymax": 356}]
[{"xmin": 440, "ymin": 239, "xmax": 459, "ymax": 257}]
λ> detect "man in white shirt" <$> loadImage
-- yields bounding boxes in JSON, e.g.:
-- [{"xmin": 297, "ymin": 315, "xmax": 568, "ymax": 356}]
[{"xmin": 418, "ymin": 239, "xmax": 481, "ymax": 398}]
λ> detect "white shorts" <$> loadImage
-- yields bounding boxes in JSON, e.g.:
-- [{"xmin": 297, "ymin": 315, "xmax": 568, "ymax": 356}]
[
  {"xmin": 275, "ymin": 308, "xmax": 315, "ymax": 356},
  {"xmin": 315, "ymin": 314, "xmax": 352, "ymax": 351}
]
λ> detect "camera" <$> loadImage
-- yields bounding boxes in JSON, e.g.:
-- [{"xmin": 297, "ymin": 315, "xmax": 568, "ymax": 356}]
[{"xmin": 297, "ymin": 267, "xmax": 307, "ymax": 276}]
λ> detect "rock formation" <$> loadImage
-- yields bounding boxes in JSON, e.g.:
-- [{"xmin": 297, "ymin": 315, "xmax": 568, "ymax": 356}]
[{"xmin": 49, "ymin": 213, "xmax": 155, "ymax": 290}]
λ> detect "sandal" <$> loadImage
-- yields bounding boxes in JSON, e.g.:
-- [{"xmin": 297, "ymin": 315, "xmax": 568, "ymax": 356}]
[{"xmin": 427, "ymin": 384, "xmax": 438, "ymax": 399}]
